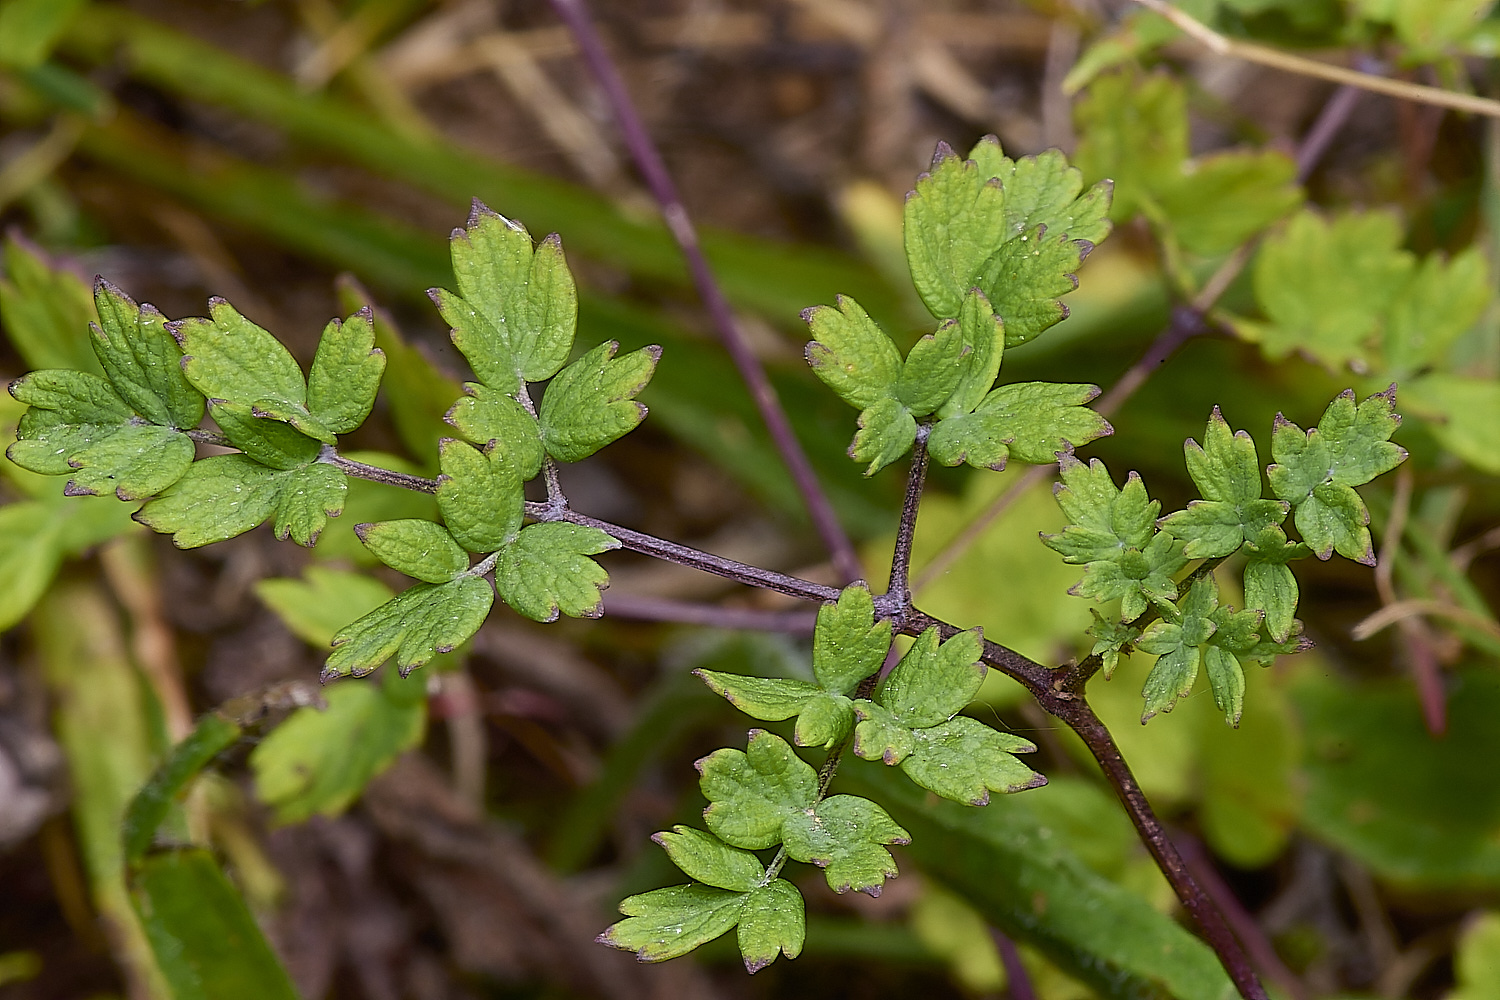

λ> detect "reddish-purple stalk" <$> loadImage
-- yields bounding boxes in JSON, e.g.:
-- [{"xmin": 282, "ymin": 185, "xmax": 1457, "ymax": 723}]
[
  {"xmin": 991, "ymin": 928, "xmax": 1039, "ymax": 1000},
  {"xmin": 544, "ymin": 0, "xmax": 863, "ymax": 586}
]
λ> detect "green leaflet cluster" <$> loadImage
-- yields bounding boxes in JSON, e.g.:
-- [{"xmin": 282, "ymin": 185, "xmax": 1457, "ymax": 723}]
[
  {"xmin": 605, "ymin": 584, "xmax": 1044, "ymax": 971},
  {"xmin": 1044, "ymin": 390, "xmax": 1407, "ymax": 725},
  {"xmin": 6, "ymin": 202, "xmax": 660, "ymax": 682},
  {"xmin": 330, "ymin": 201, "xmax": 658, "ymax": 677},
  {"xmin": 805, "ymin": 138, "xmax": 1113, "ymax": 475}
]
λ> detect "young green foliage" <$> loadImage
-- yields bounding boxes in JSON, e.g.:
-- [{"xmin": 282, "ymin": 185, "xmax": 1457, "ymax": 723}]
[
  {"xmin": 852, "ymin": 627, "xmax": 1044, "ymax": 803},
  {"xmin": 1157, "ymin": 407, "xmax": 1289, "ymax": 559},
  {"xmin": 698, "ymin": 730, "xmax": 911, "ymax": 896},
  {"xmin": 539, "ymin": 341, "xmax": 659, "ymax": 464},
  {"xmin": 8, "ymin": 280, "xmax": 204, "ymax": 501},
  {"xmin": 697, "ymin": 582, "xmax": 892, "ymax": 748},
  {"xmin": 1042, "ymin": 455, "xmax": 1188, "ymax": 621},
  {"xmin": 493, "ymin": 522, "xmax": 620, "ymax": 622},
  {"xmin": 1267, "ymin": 387, "xmax": 1407, "ymax": 564},
  {"xmin": 323, "ymin": 576, "xmax": 493, "ymax": 680},
  {"xmin": 599, "ymin": 826, "xmax": 805, "ymax": 973}
]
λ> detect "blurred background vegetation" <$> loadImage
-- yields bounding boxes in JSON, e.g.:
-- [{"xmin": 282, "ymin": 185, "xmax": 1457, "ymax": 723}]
[{"xmin": 2, "ymin": 0, "xmax": 1500, "ymax": 998}]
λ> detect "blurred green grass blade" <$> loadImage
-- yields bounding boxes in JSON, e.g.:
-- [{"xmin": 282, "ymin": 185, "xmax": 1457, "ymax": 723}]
[
  {"xmin": 35, "ymin": 581, "xmax": 169, "ymax": 997},
  {"xmin": 63, "ymin": 7, "xmax": 902, "ymax": 326},
  {"xmin": 0, "ymin": 0, "xmax": 88, "ymax": 70},
  {"xmin": 841, "ymin": 760, "xmax": 1237, "ymax": 1000},
  {"xmin": 123, "ymin": 713, "xmax": 241, "ymax": 869},
  {"xmin": 1294, "ymin": 668, "xmax": 1500, "ymax": 888},
  {"xmin": 129, "ymin": 849, "xmax": 300, "ymax": 1000}
]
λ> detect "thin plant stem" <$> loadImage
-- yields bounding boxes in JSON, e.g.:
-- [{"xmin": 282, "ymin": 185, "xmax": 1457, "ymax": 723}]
[
  {"xmin": 886, "ymin": 427, "xmax": 930, "ymax": 613},
  {"xmin": 1132, "ymin": 0, "xmax": 1500, "ymax": 118},
  {"xmin": 1371, "ymin": 465, "xmax": 1447, "ymax": 734},
  {"xmin": 601, "ymin": 593, "xmax": 817, "ymax": 634},
  {"xmin": 320, "ymin": 446, "xmax": 439, "ymax": 493},
  {"xmin": 991, "ymin": 928, "xmax": 1038, "ymax": 1000},
  {"xmin": 911, "ymin": 78, "xmax": 1364, "ymax": 594},
  {"xmin": 545, "ymin": 0, "xmax": 864, "ymax": 585}
]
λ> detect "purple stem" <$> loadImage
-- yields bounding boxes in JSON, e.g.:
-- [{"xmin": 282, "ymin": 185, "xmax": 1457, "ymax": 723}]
[
  {"xmin": 545, "ymin": 0, "xmax": 863, "ymax": 586},
  {"xmin": 886, "ymin": 427, "xmax": 930, "ymax": 614},
  {"xmin": 601, "ymin": 593, "xmax": 817, "ymax": 634},
  {"xmin": 991, "ymin": 928, "xmax": 1038, "ymax": 1000}
]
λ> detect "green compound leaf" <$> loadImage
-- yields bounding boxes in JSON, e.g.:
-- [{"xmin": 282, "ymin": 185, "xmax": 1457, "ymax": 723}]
[
  {"xmin": 1042, "ymin": 454, "xmax": 1185, "ymax": 621},
  {"xmin": 1153, "ymin": 150, "xmax": 1302, "ymax": 256},
  {"xmin": 653, "ymin": 825, "xmax": 765, "ymax": 892},
  {"xmin": 975, "ymin": 225, "xmax": 1093, "ymax": 348},
  {"xmin": 306, "ymin": 308, "xmax": 386, "ymax": 435},
  {"xmin": 849, "ymin": 701, "xmax": 915, "ymax": 764},
  {"xmin": 494, "ymin": 521, "xmax": 620, "ymax": 622},
  {"xmin": 736, "ymin": 879, "xmax": 806, "ymax": 973},
  {"xmin": 930, "ymin": 381, "xmax": 1109, "ymax": 472},
  {"xmin": 599, "ymin": 884, "xmax": 746, "ymax": 964},
  {"xmin": 8, "ymin": 370, "xmax": 195, "ymax": 500},
  {"xmin": 813, "ymin": 583, "xmax": 892, "ymax": 693},
  {"xmin": 355, "ymin": 519, "xmax": 468, "ymax": 583},
  {"xmin": 1136, "ymin": 576, "xmax": 1221, "ymax": 722},
  {"xmin": 250, "ymin": 667, "xmax": 425, "ymax": 824},
  {"xmin": 0, "ymin": 232, "xmax": 101, "ymax": 374},
  {"xmin": 895, "ymin": 319, "xmax": 967, "ymax": 416},
  {"xmin": 876, "ymin": 626, "xmax": 985, "ymax": 730},
  {"xmin": 171, "ymin": 298, "xmax": 333, "ymax": 444},
  {"xmin": 699, "ymin": 729, "xmax": 817, "ymax": 850},
  {"xmin": 324, "ymin": 575, "xmax": 494, "ymax": 679},
  {"xmin": 1267, "ymin": 387, "xmax": 1407, "ymax": 563},
  {"xmin": 209, "ymin": 402, "xmax": 321, "ymax": 470},
  {"xmin": 135, "ymin": 455, "xmax": 345, "ymax": 547},
  {"xmin": 936, "ymin": 289, "xmax": 1006, "ymax": 419},
  {"xmin": 697, "ymin": 583, "xmax": 889, "ymax": 749},
  {"xmin": 802, "ymin": 295, "xmax": 903, "ymax": 410},
  {"xmin": 603, "ymin": 830, "xmax": 806, "ymax": 973},
  {"xmin": 538, "ymin": 341, "xmax": 659, "ymax": 463},
  {"xmin": 444, "ymin": 383, "xmax": 544, "ymax": 479},
  {"xmin": 1158, "ymin": 408, "xmax": 1288, "ymax": 559},
  {"xmin": 91, "ymin": 279, "xmax": 204, "ymax": 429},
  {"xmin": 1247, "ymin": 210, "xmax": 1414, "ymax": 371},
  {"xmin": 967, "ymin": 138, "xmax": 1113, "ymax": 246},
  {"xmin": 901, "ymin": 716, "xmax": 1045, "ymax": 805},
  {"xmin": 436, "ymin": 437, "xmax": 523, "ymax": 552},
  {"xmin": 849, "ymin": 396, "xmax": 917, "ymax": 475},
  {"xmin": 904, "ymin": 142, "xmax": 1007, "ymax": 319},
  {"xmin": 432, "ymin": 203, "xmax": 578, "ymax": 394},
  {"xmin": 781, "ymin": 794, "xmax": 911, "ymax": 896}
]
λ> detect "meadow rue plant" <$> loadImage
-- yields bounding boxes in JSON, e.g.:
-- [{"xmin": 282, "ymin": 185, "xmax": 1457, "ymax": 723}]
[{"xmin": 6, "ymin": 136, "xmax": 1406, "ymax": 994}]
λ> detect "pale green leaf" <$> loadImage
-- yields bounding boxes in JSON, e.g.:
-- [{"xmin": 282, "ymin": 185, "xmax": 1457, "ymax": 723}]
[
  {"xmin": 306, "ymin": 309, "xmax": 386, "ymax": 434},
  {"xmin": 937, "ymin": 289, "xmax": 1005, "ymax": 418},
  {"xmin": 538, "ymin": 341, "xmax": 658, "ymax": 463},
  {"xmin": 1403, "ymin": 373, "xmax": 1500, "ymax": 474},
  {"xmin": 0, "ymin": 0, "xmax": 88, "ymax": 68},
  {"xmin": 896, "ymin": 319, "xmax": 966, "ymax": 416},
  {"xmin": 901, "ymin": 716, "xmax": 1044, "ymax": 805},
  {"xmin": 803, "ymin": 295, "xmax": 903, "ymax": 410},
  {"xmin": 493, "ymin": 521, "xmax": 619, "ymax": 622},
  {"xmin": 967, "ymin": 381, "xmax": 1110, "ymax": 465},
  {"xmin": 172, "ymin": 299, "xmax": 333, "ymax": 442},
  {"xmin": 736, "ymin": 880, "xmax": 805, "ymax": 973},
  {"xmin": 849, "ymin": 397, "xmax": 916, "ymax": 475},
  {"xmin": 904, "ymin": 143, "xmax": 1007, "ymax": 319},
  {"xmin": 444, "ymin": 383, "xmax": 544, "ymax": 479},
  {"xmin": 1243, "ymin": 556, "xmax": 1298, "ymax": 643},
  {"xmin": 699, "ymin": 729, "xmax": 816, "ymax": 850},
  {"xmin": 91, "ymin": 278, "xmax": 204, "ymax": 430},
  {"xmin": 654, "ymin": 825, "xmax": 765, "ymax": 892},
  {"xmin": 975, "ymin": 226, "xmax": 1090, "ymax": 347},
  {"xmin": 812, "ymin": 582, "xmax": 892, "ymax": 693},
  {"xmin": 850, "ymin": 700, "xmax": 916, "ymax": 765},
  {"xmin": 694, "ymin": 670, "xmax": 819, "ymax": 721},
  {"xmin": 875, "ymin": 626, "xmax": 985, "ymax": 729},
  {"xmin": 134, "ymin": 455, "xmax": 282, "ymax": 548},
  {"xmin": 781, "ymin": 794, "xmax": 911, "ymax": 896},
  {"xmin": 324, "ymin": 576, "xmax": 494, "ymax": 679},
  {"xmin": 1384, "ymin": 247, "xmax": 1489, "ymax": 378},
  {"xmin": 0, "ymin": 502, "xmax": 63, "ymax": 631},
  {"xmin": 250, "ymin": 668, "xmax": 425, "ymax": 823},
  {"xmin": 63, "ymin": 424, "xmax": 195, "ymax": 501},
  {"xmin": 437, "ymin": 437, "xmax": 522, "ymax": 551},
  {"xmin": 255, "ymin": 566, "xmax": 394, "ymax": 647},
  {"xmin": 1203, "ymin": 645, "xmax": 1246, "ymax": 727},
  {"xmin": 209, "ymin": 402, "xmax": 321, "ymax": 471},
  {"xmin": 0, "ymin": 234, "xmax": 100, "ymax": 374},
  {"xmin": 599, "ymin": 884, "xmax": 744, "ymax": 963},
  {"xmin": 356, "ymin": 518, "xmax": 468, "ymax": 583}
]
